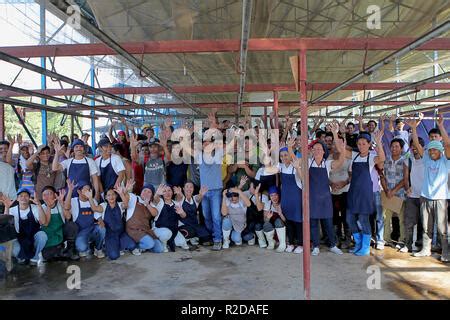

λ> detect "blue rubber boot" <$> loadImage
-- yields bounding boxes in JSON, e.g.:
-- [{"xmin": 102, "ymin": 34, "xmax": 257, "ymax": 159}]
[
  {"xmin": 349, "ymin": 232, "xmax": 362, "ymax": 254},
  {"xmin": 355, "ymin": 234, "xmax": 371, "ymax": 256}
]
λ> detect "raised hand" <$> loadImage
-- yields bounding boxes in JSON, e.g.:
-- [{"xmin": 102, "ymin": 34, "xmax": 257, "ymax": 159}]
[
  {"xmin": 66, "ymin": 179, "xmax": 77, "ymax": 191},
  {"xmin": 173, "ymin": 186, "xmax": 182, "ymax": 196},
  {"xmin": 57, "ymin": 189, "xmax": 66, "ymax": 203},
  {"xmin": 175, "ymin": 205, "xmax": 185, "ymax": 216},
  {"xmin": 199, "ymin": 186, "xmax": 208, "ymax": 197},
  {"xmin": 287, "ymin": 137, "xmax": 295, "ymax": 148},
  {"xmin": 125, "ymin": 179, "xmax": 135, "ymax": 193},
  {"xmin": 30, "ymin": 192, "xmax": 41, "ymax": 206},
  {"xmin": 82, "ymin": 189, "xmax": 93, "ymax": 200},
  {"xmin": 155, "ymin": 184, "xmax": 165, "ymax": 196},
  {"xmin": 53, "ymin": 139, "xmax": 62, "ymax": 154},
  {"xmin": 405, "ymin": 113, "xmax": 423, "ymax": 129},
  {"xmin": 374, "ymin": 129, "xmax": 384, "ymax": 144},
  {"xmin": 389, "ymin": 114, "xmax": 396, "ymax": 122},
  {"xmin": 254, "ymin": 183, "xmax": 261, "ymax": 195},
  {"xmin": 437, "ymin": 113, "xmax": 444, "ymax": 127},
  {"xmin": 6, "ymin": 134, "xmax": 16, "ymax": 146},
  {"xmin": 17, "ymin": 134, "xmax": 23, "ymax": 146},
  {"xmin": 238, "ymin": 176, "xmax": 249, "ymax": 189},
  {"xmin": 292, "ymin": 157, "xmax": 301, "ymax": 170},
  {"xmin": 0, "ymin": 195, "xmax": 14, "ymax": 208},
  {"xmin": 330, "ymin": 121, "xmax": 340, "ymax": 134}
]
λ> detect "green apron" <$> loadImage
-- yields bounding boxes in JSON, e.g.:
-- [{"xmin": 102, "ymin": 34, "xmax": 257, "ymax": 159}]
[{"xmin": 42, "ymin": 205, "xmax": 64, "ymax": 248}]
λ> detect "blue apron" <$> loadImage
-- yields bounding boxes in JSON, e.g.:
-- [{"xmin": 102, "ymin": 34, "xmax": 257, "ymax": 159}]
[
  {"xmin": 103, "ymin": 203, "xmax": 124, "ymax": 259},
  {"xmin": 17, "ymin": 208, "xmax": 41, "ymax": 260},
  {"xmin": 309, "ymin": 160, "xmax": 333, "ymax": 219},
  {"xmin": 181, "ymin": 198, "xmax": 210, "ymax": 239},
  {"xmin": 100, "ymin": 157, "xmax": 118, "ymax": 192},
  {"xmin": 155, "ymin": 202, "xmax": 179, "ymax": 251},
  {"xmin": 347, "ymin": 153, "xmax": 374, "ymax": 215},
  {"xmin": 68, "ymin": 158, "xmax": 91, "ymax": 197},
  {"xmin": 75, "ymin": 198, "xmax": 95, "ymax": 235},
  {"xmin": 281, "ymin": 166, "xmax": 303, "ymax": 222},
  {"xmin": 257, "ymin": 172, "xmax": 277, "ymax": 194}
]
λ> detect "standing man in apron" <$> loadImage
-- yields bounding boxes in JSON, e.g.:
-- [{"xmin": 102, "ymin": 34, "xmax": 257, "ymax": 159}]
[
  {"xmin": 280, "ymin": 142, "xmax": 303, "ymax": 254},
  {"xmin": 52, "ymin": 139, "xmax": 100, "ymax": 200},
  {"xmin": 1, "ymin": 188, "xmax": 47, "ymax": 265},
  {"xmin": 64, "ymin": 180, "xmax": 105, "ymax": 258},
  {"xmin": 346, "ymin": 131, "xmax": 385, "ymax": 256},
  {"xmin": 307, "ymin": 123, "xmax": 346, "ymax": 256},
  {"xmin": 95, "ymin": 138, "xmax": 126, "ymax": 198}
]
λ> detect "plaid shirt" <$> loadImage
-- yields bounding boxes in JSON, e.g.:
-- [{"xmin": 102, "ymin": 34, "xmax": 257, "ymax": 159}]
[{"xmin": 384, "ymin": 156, "xmax": 406, "ymax": 199}]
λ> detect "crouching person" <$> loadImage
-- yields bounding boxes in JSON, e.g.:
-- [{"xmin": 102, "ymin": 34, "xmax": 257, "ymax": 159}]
[
  {"xmin": 65, "ymin": 180, "xmax": 105, "ymax": 258},
  {"xmin": 125, "ymin": 188, "xmax": 165, "ymax": 254},
  {"xmin": 174, "ymin": 182, "xmax": 211, "ymax": 246},
  {"xmin": 97, "ymin": 182, "xmax": 135, "ymax": 260},
  {"xmin": 40, "ymin": 187, "xmax": 79, "ymax": 261},
  {"xmin": 221, "ymin": 187, "xmax": 253, "ymax": 249},
  {"xmin": 152, "ymin": 184, "xmax": 190, "ymax": 252},
  {"xmin": 1, "ymin": 188, "xmax": 47, "ymax": 265},
  {"xmin": 255, "ymin": 186, "xmax": 287, "ymax": 253}
]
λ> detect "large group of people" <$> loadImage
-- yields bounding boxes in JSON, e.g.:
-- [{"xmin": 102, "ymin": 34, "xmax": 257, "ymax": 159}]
[{"xmin": 0, "ymin": 111, "xmax": 448, "ymax": 268}]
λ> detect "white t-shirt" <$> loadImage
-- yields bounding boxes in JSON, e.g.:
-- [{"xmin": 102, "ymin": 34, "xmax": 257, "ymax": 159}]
[
  {"xmin": 406, "ymin": 157, "xmax": 424, "ymax": 199},
  {"xmin": 329, "ymin": 158, "xmax": 351, "ymax": 194},
  {"xmin": 42, "ymin": 203, "xmax": 65, "ymax": 223},
  {"xmin": 349, "ymin": 151, "xmax": 377, "ymax": 173},
  {"xmin": 308, "ymin": 158, "xmax": 333, "ymax": 177},
  {"xmin": 95, "ymin": 154, "xmax": 125, "ymax": 176},
  {"xmin": 9, "ymin": 205, "xmax": 41, "ymax": 233},
  {"xmin": 70, "ymin": 197, "xmax": 101, "ymax": 222},
  {"xmin": 61, "ymin": 157, "xmax": 98, "ymax": 176},
  {"xmin": 279, "ymin": 163, "xmax": 302, "ymax": 189},
  {"xmin": 99, "ymin": 202, "xmax": 126, "ymax": 220},
  {"xmin": 255, "ymin": 166, "xmax": 279, "ymax": 180},
  {"xmin": 225, "ymin": 198, "xmax": 246, "ymax": 209}
]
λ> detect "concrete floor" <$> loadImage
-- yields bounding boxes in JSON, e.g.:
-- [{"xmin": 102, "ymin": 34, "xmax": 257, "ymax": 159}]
[{"xmin": 0, "ymin": 245, "xmax": 449, "ymax": 300}]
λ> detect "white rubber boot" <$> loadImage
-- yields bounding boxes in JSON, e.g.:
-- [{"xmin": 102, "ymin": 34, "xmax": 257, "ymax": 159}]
[
  {"xmin": 275, "ymin": 227, "xmax": 287, "ymax": 253},
  {"xmin": 161, "ymin": 240, "xmax": 169, "ymax": 253},
  {"xmin": 264, "ymin": 230, "xmax": 275, "ymax": 250},
  {"xmin": 255, "ymin": 230, "xmax": 267, "ymax": 248},
  {"xmin": 222, "ymin": 229, "xmax": 231, "ymax": 249}
]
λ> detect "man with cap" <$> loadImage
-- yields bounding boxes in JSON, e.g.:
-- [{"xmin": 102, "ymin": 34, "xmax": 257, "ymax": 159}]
[
  {"xmin": 108, "ymin": 118, "xmax": 131, "ymax": 160},
  {"xmin": 52, "ymin": 139, "xmax": 100, "ymax": 200},
  {"xmin": 95, "ymin": 137, "xmax": 126, "ymax": 196},
  {"xmin": 412, "ymin": 114, "xmax": 449, "ymax": 262},
  {"xmin": 81, "ymin": 132, "xmax": 93, "ymax": 157},
  {"xmin": 0, "ymin": 188, "xmax": 47, "ymax": 266}
]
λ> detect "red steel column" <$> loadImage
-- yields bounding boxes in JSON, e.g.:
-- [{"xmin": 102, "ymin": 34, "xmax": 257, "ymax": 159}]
[
  {"xmin": 0, "ymin": 104, "xmax": 4, "ymax": 140},
  {"xmin": 299, "ymin": 50, "xmax": 311, "ymax": 300},
  {"xmin": 273, "ymin": 91, "xmax": 279, "ymax": 129}
]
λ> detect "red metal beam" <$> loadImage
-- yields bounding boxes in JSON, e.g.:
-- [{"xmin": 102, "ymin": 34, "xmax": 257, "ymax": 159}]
[
  {"xmin": 2, "ymin": 83, "xmax": 449, "ymax": 98},
  {"xmin": 33, "ymin": 100, "xmax": 450, "ymax": 112},
  {"xmin": 299, "ymin": 50, "xmax": 311, "ymax": 300},
  {"xmin": 1, "ymin": 38, "xmax": 449, "ymax": 57},
  {"xmin": 0, "ymin": 103, "xmax": 4, "ymax": 140}
]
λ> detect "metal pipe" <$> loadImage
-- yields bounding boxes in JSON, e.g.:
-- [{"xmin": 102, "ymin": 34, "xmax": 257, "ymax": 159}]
[
  {"xmin": 0, "ymin": 97, "xmax": 97, "ymax": 119},
  {"xmin": 10, "ymin": 104, "xmax": 38, "ymax": 148},
  {"xmin": 40, "ymin": 0, "xmax": 47, "ymax": 145},
  {"xmin": 363, "ymin": 92, "xmax": 450, "ymax": 115},
  {"xmin": 0, "ymin": 84, "xmax": 127, "ymax": 118},
  {"xmin": 0, "ymin": 51, "xmax": 165, "ymax": 117},
  {"xmin": 400, "ymin": 102, "xmax": 450, "ymax": 116},
  {"xmin": 48, "ymin": 0, "xmax": 202, "ymax": 116},
  {"xmin": 307, "ymin": 20, "xmax": 450, "ymax": 105},
  {"xmin": 326, "ymin": 71, "xmax": 450, "ymax": 116},
  {"xmin": 236, "ymin": 0, "xmax": 253, "ymax": 120}
]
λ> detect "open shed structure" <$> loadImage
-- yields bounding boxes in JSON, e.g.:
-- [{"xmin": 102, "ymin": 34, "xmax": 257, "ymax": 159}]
[{"xmin": 0, "ymin": 0, "xmax": 449, "ymax": 299}]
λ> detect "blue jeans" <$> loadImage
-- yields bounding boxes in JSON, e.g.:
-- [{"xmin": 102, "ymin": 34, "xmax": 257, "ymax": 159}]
[
  {"xmin": 222, "ymin": 217, "xmax": 254, "ymax": 244},
  {"xmin": 75, "ymin": 225, "xmax": 106, "ymax": 253},
  {"xmin": 138, "ymin": 235, "xmax": 164, "ymax": 253},
  {"xmin": 373, "ymin": 191, "xmax": 384, "ymax": 244},
  {"xmin": 201, "ymin": 189, "xmax": 223, "ymax": 243},
  {"xmin": 12, "ymin": 231, "xmax": 47, "ymax": 260}
]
